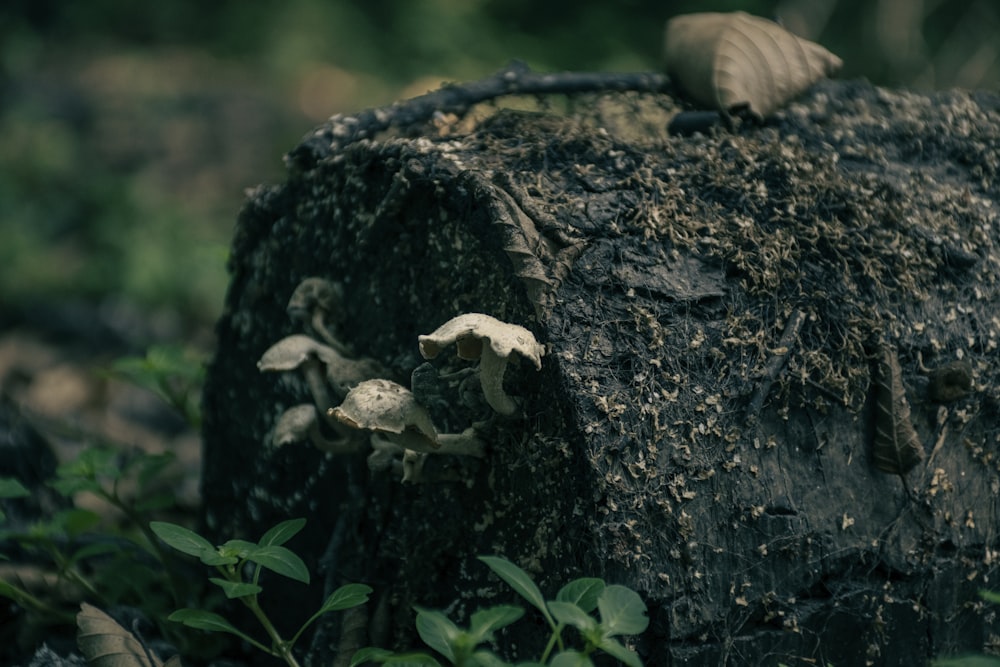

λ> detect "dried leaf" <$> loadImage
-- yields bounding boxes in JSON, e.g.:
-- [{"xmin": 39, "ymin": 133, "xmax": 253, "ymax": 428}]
[
  {"xmin": 872, "ymin": 348, "xmax": 925, "ymax": 475},
  {"xmin": 663, "ymin": 11, "xmax": 842, "ymax": 118},
  {"xmin": 77, "ymin": 603, "xmax": 174, "ymax": 667}
]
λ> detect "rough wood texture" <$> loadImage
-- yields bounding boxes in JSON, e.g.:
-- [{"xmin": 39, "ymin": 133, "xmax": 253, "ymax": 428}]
[{"xmin": 202, "ymin": 75, "xmax": 1000, "ymax": 665}]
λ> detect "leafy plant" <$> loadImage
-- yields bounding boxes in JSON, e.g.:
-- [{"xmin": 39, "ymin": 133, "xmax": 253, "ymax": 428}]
[
  {"xmin": 110, "ymin": 344, "xmax": 206, "ymax": 427},
  {"xmin": 0, "ymin": 445, "xmax": 190, "ymax": 624},
  {"xmin": 152, "ymin": 518, "xmax": 372, "ymax": 667},
  {"xmin": 351, "ymin": 555, "xmax": 648, "ymax": 667}
]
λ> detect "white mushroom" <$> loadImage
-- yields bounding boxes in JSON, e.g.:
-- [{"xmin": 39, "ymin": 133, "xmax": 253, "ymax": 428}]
[
  {"xmin": 401, "ymin": 449, "xmax": 427, "ymax": 484},
  {"xmin": 418, "ymin": 314, "xmax": 545, "ymax": 416},
  {"xmin": 287, "ymin": 277, "xmax": 351, "ymax": 355},
  {"xmin": 258, "ymin": 335, "xmax": 388, "ymax": 406},
  {"xmin": 272, "ymin": 404, "xmax": 363, "ymax": 454},
  {"xmin": 330, "ymin": 379, "xmax": 485, "ymax": 458}
]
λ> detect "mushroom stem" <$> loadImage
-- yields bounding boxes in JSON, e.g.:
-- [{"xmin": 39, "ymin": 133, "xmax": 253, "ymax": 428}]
[
  {"xmin": 307, "ymin": 420, "xmax": 365, "ymax": 455},
  {"xmin": 303, "ymin": 357, "xmax": 335, "ymax": 413},
  {"xmin": 435, "ymin": 429, "xmax": 486, "ymax": 458},
  {"xmin": 478, "ymin": 347, "xmax": 517, "ymax": 416},
  {"xmin": 367, "ymin": 436, "xmax": 405, "ymax": 474},
  {"xmin": 312, "ymin": 310, "xmax": 353, "ymax": 356}
]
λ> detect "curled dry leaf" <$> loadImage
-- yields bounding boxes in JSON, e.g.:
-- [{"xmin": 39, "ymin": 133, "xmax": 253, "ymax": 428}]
[
  {"xmin": 663, "ymin": 11, "xmax": 842, "ymax": 119},
  {"xmin": 872, "ymin": 347, "xmax": 925, "ymax": 475},
  {"xmin": 77, "ymin": 602, "xmax": 181, "ymax": 667}
]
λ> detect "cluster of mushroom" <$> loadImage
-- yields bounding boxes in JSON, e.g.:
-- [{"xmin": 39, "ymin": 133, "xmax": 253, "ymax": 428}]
[{"xmin": 258, "ymin": 278, "xmax": 545, "ymax": 484}]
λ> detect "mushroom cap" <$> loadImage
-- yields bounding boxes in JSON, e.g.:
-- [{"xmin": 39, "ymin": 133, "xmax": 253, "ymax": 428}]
[
  {"xmin": 272, "ymin": 404, "xmax": 318, "ymax": 446},
  {"xmin": 287, "ymin": 277, "xmax": 343, "ymax": 321},
  {"xmin": 258, "ymin": 335, "xmax": 340, "ymax": 371},
  {"xmin": 330, "ymin": 379, "xmax": 439, "ymax": 445},
  {"xmin": 418, "ymin": 313, "xmax": 545, "ymax": 369}
]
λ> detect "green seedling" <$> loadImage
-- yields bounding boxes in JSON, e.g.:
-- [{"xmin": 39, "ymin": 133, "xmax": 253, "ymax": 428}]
[
  {"xmin": 152, "ymin": 518, "xmax": 372, "ymax": 667},
  {"xmin": 351, "ymin": 555, "xmax": 648, "ymax": 667}
]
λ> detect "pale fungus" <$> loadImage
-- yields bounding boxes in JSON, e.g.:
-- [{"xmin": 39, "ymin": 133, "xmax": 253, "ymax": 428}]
[
  {"xmin": 272, "ymin": 404, "xmax": 363, "ymax": 454},
  {"xmin": 287, "ymin": 277, "xmax": 351, "ymax": 355},
  {"xmin": 330, "ymin": 379, "xmax": 485, "ymax": 458},
  {"xmin": 258, "ymin": 334, "xmax": 340, "ymax": 412},
  {"xmin": 418, "ymin": 313, "xmax": 545, "ymax": 416},
  {"xmin": 258, "ymin": 334, "xmax": 388, "ymax": 404}
]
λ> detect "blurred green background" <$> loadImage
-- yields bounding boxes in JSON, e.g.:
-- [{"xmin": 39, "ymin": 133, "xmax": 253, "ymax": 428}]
[{"xmin": 1, "ymin": 0, "xmax": 997, "ymax": 344}]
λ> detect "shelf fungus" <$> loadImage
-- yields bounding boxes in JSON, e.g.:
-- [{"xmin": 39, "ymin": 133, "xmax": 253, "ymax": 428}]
[
  {"xmin": 287, "ymin": 277, "xmax": 351, "ymax": 356},
  {"xmin": 272, "ymin": 404, "xmax": 363, "ymax": 454},
  {"xmin": 418, "ymin": 313, "xmax": 545, "ymax": 416},
  {"xmin": 663, "ymin": 11, "xmax": 842, "ymax": 119},
  {"xmin": 330, "ymin": 378, "xmax": 486, "ymax": 458},
  {"xmin": 258, "ymin": 334, "xmax": 387, "ymax": 404}
]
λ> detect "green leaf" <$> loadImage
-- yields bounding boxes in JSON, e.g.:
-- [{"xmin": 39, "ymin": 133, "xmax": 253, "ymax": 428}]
[
  {"xmin": 556, "ymin": 578, "xmax": 605, "ymax": 613},
  {"xmin": 168, "ymin": 609, "xmax": 257, "ymax": 644},
  {"xmin": 149, "ymin": 521, "xmax": 215, "ymax": 559},
  {"xmin": 319, "ymin": 583, "xmax": 374, "ymax": 613},
  {"xmin": 351, "ymin": 647, "xmax": 395, "ymax": 665},
  {"xmin": 218, "ymin": 539, "xmax": 259, "ymax": 560},
  {"xmin": 349, "ymin": 648, "xmax": 443, "ymax": 667},
  {"xmin": 414, "ymin": 608, "xmax": 460, "ymax": 661},
  {"xmin": 597, "ymin": 585, "xmax": 648, "ymax": 636},
  {"xmin": 980, "ymin": 589, "xmax": 1000, "ymax": 604},
  {"xmin": 468, "ymin": 605, "xmax": 524, "ymax": 643},
  {"xmin": 259, "ymin": 518, "xmax": 306, "ymax": 547},
  {"xmin": 477, "ymin": 556, "xmax": 552, "ymax": 625},
  {"xmin": 547, "ymin": 601, "xmax": 598, "ymax": 633},
  {"xmin": 54, "ymin": 508, "xmax": 102, "ymax": 537},
  {"xmin": 596, "ymin": 637, "xmax": 642, "ymax": 667},
  {"xmin": 549, "ymin": 651, "xmax": 594, "ymax": 667},
  {"xmin": 247, "ymin": 545, "xmax": 309, "ymax": 583},
  {"xmin": 0, "ymin": 478, "xmax": 30, "ymax": 499},
  {"xmin": 48, "ymin": 476, "xmax": 103, "ymax": 496},
  {"xmin": 209, "ymin": 577, "xmax": 263, "ymax": 599},
  {"xmin": 469, "ymin": 650, "xmax": 509, "ymax": 667}
]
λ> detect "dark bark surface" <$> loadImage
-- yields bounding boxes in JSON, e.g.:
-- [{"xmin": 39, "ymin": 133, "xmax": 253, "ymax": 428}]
[{"xmin": 202, "ymin": 74, "xmax": 1000, "ymax": 665}]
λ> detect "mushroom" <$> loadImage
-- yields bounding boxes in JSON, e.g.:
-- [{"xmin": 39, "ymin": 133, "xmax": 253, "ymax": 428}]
[
  {"xmin": 330, "ymin": 379, "xmax": 485, "ymax": 458},
  {"xmin": 418, "ymin": 314, "xmax": 545, "ymax": 416},
  {"xmin": 287, "ymin": 277, "xmax": 352, "ymax": 355},
  {"xmin": 401, "ymin": 449, "xmax": 427, "ymax": 484},
  {"xmin": 258, "ymin": 334, "xmax": 388, "ymax": 406},
  {"xmin": 367, "ymin": 435, "xmax": 405, "ymax": 475},
  {"xmin": 258, "ymin": 335, "xmax": 340, "ymax": 412},
  {"xmin": 272, "ymin": 404, "xmax": 363, "ymax": 454}
]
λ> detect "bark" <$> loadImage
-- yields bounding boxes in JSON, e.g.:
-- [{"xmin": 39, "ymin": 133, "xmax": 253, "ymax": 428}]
[{"xmin": 202, "ymin": 70, "xmax": 1000, "ymax": 665}]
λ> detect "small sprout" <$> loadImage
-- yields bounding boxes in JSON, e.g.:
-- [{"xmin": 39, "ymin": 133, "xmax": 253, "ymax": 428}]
[
  {"xmin": 287, "ymin": 277, "xmax": 351, "ymax": 355},
  {"xmin": 418, "ymin": 313, "xmax": 545, "ymax": 416},
  {"xmin": 330, "ymin": 379, "xmax": 485, "ymax": 458},
  {"xmin": 272, "ymin": 404, "xmax": 363, "ymax": 454}
]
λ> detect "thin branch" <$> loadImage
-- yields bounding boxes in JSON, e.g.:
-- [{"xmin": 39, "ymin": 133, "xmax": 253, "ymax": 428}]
[
  {"xmin": 287, "ymin": 60, "xmax": 671, "ymax": 167},
  {"xmin": 747, "ymin": 309, "xmax": 806, "ymax": 419}
]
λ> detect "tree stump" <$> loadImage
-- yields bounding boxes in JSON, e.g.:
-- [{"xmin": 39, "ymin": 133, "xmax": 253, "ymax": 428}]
[{"xmin": 202, "ymin": 66, "xmax": 1000, "ymax": 665}]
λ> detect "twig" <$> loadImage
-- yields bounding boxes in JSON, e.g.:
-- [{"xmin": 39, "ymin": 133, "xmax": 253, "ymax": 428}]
[
  {"xmin": 747, "ymin": 309, "xmax": 806, "ymax": 419},
  {"xmin": 287, "ymin": 60, "xmax": 671, "ymax": 167}
]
